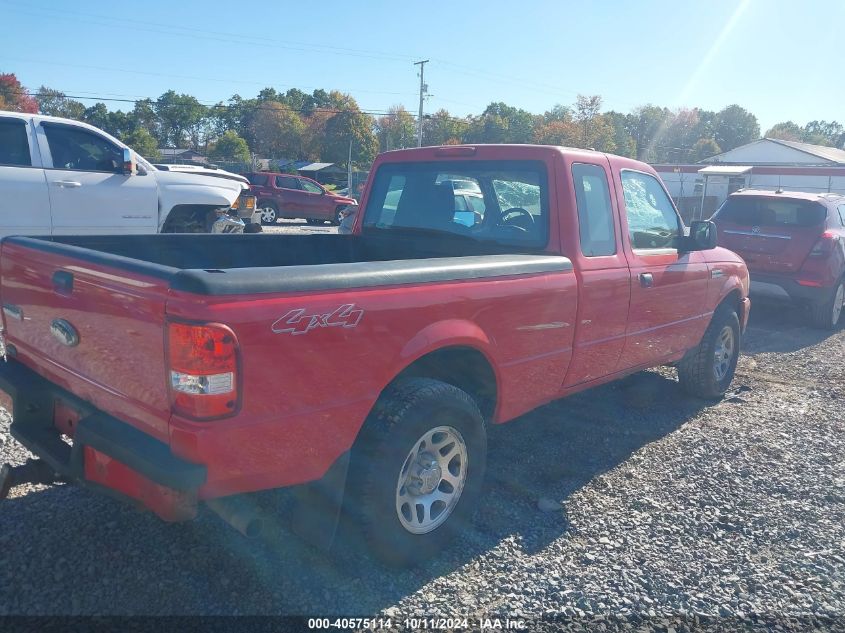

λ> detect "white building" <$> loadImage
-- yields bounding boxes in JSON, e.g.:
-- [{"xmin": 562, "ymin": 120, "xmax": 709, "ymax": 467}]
[{"xmin": 653, "ymin": 138, "xmax": 845, "ymax": 221}]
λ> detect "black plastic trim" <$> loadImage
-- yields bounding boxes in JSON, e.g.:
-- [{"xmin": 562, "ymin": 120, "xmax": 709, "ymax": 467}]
[{"xmin": 170, "ymin": 254, "xmax": 573, "ymax": 295}]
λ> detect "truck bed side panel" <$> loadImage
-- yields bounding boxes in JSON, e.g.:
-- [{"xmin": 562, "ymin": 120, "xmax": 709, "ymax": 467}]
[{"xmin": 164, "ymin": 265, "xmax": 577, "ymax": 497}]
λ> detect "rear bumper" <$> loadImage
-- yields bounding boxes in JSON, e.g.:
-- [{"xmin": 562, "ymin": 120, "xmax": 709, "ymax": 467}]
[
  {"xmin": 750, "ymin": 272, "xmax": 836, "ymax": 304},
  {"xmin": 0, "ymin": 359, "xmax": 206, "ymax": 520}
]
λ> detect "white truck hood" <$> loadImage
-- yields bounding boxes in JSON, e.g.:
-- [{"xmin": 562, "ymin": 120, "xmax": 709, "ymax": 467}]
[{"xmin": 151, "ymin": 167, "xmax": 247, "ymax": 230}]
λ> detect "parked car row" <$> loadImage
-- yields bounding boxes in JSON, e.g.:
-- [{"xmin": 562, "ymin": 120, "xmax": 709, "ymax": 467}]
[{"xmin": 0, "ymin": 111, "xmax": 261, "ymax": 236}]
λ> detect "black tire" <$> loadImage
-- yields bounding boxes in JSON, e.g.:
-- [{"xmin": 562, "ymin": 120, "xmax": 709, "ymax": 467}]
[
  {"xmin": 333, "ymin": 207, "xmax": 344, "ymax": 226},
  {"xmin": 258, "ymin": 202, "xmax": 278, "ymax": 225},
  {"xmin": 349, "ymin": 378, "xmax": 487, "ymax": 567},
  {"xmin": 678, "ymin": 307, "xmax": 741, "ymax": 399},
  {"xmin": 808, "ymin": 279, "xmax": 844, "ymax": 330}
]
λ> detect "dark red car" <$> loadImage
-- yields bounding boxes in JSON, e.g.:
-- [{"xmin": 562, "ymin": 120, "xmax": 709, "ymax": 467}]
[
  {"xmin": 245, "ymin": 172, "xmax": 357, "ymax": 226},
  {"xmin": 713, "ymin": 190, "xmax": 845, "ymax": 328}
]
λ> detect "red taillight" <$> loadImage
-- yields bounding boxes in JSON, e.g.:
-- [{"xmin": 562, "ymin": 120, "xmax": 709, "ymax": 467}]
[
  {"xmin": 167, "ymin": 322, "xmax": 239, "ymax": 420},
  {"xmin": 809, "ymin": 231, "xmax": 837, "ymax": 258}
]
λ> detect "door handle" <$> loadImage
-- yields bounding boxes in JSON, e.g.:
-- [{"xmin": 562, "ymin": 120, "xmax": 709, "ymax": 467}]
[
  {"xmin": 54, "ymin": 180, "xmax": 82, "ymax": 188},
  {"xmin": 639, "ymin": 272, "xmax": 654, "ymax": 288}
]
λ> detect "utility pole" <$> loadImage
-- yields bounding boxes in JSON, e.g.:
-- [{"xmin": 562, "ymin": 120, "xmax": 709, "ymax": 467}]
[{"xmin": 414, "ymin": 60, "xmax": 429, "ymax": 147}]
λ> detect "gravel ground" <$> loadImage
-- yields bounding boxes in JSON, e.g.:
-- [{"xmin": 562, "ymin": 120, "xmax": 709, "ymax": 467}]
[{"xmin": 1, "ymin": 281, "xmax": 843, "ymax": 629}]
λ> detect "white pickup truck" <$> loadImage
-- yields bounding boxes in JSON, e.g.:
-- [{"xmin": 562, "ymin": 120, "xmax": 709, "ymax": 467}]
[{"xmin": 0, "ymin": 111, "xmax": 260, "ymax": 236}]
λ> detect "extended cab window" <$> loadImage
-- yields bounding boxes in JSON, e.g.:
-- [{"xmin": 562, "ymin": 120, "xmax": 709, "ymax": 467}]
[
  {"xmin": 275, "ymin": 175, "xmax": 301, "ymax": 190},
  {"xmin": 572, "ymin": 163, "xmax": 615, "ymax": 256},
  {"xmin": 248, "ymin": 173, "xmax": 268, "ymax": 186},
  {"xmin": 43, "ymin": 123, "xmax": 123, "ymax": 172},
  {"xmin": 363, "ymin": 160, "xmax": 548, "ymax": 247},
  {"xmin": 0, "ymin": 118, "xmax": 32, "ymax": 167},
  {"xmin": 621, "ymin": 170, "xmax": 681, "ymax": 250}
]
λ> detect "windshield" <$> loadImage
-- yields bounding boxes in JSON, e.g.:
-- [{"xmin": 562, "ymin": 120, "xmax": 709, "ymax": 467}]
[{"xmin": 362, "ymin": 160, "xmax": 548, "ymax": 247}]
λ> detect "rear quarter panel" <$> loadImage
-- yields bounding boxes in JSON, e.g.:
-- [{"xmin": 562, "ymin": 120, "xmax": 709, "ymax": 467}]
[{"xmin": 165, "ymin": 269, "xmax": 577, "ymax": 497}]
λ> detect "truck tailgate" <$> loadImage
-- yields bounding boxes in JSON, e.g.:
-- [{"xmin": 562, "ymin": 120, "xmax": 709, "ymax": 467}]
[{"xmin": 0, "ymin": 239, "xmax": 172, "ymax": 441}]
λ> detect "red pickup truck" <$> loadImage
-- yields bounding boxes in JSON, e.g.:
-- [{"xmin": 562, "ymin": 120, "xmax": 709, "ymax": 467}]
[{"xmin": 0, "ymin": 145, "xmax": 749, "ymax": 565}]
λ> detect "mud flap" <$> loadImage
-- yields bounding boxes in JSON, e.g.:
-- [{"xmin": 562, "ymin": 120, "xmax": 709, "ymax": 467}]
[{"xmin": 289, "ymin": 451, "xmax": 350, "ymax": 551}]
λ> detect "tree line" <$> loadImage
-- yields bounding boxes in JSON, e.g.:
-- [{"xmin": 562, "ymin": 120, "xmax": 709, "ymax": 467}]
[{"xmin": 2, "ymin": 72, "xmax": 844, "ymax": 168}]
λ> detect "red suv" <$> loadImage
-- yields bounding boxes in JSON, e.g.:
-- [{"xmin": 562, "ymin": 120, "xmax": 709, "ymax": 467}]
[
  {"xmin": 713, "ymin": 190, "xmax": 845, "ymax": 328},
  {"xmin": 245, "ymin": 172, "xmax": 357, "ymax": 226}
]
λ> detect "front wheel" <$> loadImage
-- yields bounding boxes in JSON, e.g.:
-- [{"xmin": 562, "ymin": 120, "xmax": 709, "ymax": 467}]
[
  {"xmin": 808, "ymin": 279, "xmax": 844, "ymax": 330},
  {"xmin": 350, "ymin": 378, "xmax": 487, "ymax": 567},
  {"xmin": 678, "ymin": 307, "xmax": 740, "ymax": 399}
]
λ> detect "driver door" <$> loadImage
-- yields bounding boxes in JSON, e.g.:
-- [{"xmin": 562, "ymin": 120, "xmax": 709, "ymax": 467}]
[
  {"xmin": 38, "ymin": 122, "xmax": 157, "ymax": 234},
  {"xmin": 614, "ymin": 169, "xmax": 710, "ymax": 369}
]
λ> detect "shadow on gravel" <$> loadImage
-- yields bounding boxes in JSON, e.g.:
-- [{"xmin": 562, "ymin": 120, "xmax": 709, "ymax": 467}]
[
  {"xmin": 742, "ymin": 299, "xmax": 844, "ymax": 355},
  {"xmin": 0, "ymin": 370, "xmax": 707, "ymax": 616}
]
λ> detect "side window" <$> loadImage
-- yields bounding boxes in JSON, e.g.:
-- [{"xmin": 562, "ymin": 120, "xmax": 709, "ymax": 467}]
[
  {"xmin": 43, "ymin": 124, "xmax": 122, "ymax": 172},
  {"xmin": 0, "ymin": 118, "xmax": 32, "ymax": 167},
  {"xmin": 248, "ymin": 173, "xmax": 268, "ymax": 186},
  {"xmin": 838, "ymin": 205, "xmax": 845, "ymax": 227},
  {"xmin": 275, "ymin": 176, "xmax": 301, "ymax": 190},
  {"xmin": 621, "ymin": 170, "xmax": 681, "ymax": 250},
  {"xmin": 301, "ymin": 180, "xmax": 323, "ymax": 194},
  {"xmin": 572, "ymin": 163, "xmax": 616, "ymax": 256}
]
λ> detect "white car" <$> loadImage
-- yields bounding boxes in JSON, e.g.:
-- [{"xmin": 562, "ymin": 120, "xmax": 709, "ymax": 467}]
[{"xmin": 0, "ymin": 111, "xmax": 261, "ymax": 237}]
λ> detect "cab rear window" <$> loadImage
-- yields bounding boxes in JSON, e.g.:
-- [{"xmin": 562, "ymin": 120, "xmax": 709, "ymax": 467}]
[
  {"xmin": 362, "ymin": 160, "xmax": 548, "ymax": 248},
  {"xmin": 715, "ymin": 197, "xmax": 826, "ymax": 227}
]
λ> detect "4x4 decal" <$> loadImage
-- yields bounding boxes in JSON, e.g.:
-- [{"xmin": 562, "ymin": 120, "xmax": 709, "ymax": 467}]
[{"xmin": 271, "ymin": 304, "xmax": 364, "ymax": 335}]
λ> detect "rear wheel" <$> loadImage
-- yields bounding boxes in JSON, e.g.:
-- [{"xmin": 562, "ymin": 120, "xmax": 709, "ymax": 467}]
[
  {"xmin": 349, "ymin": 378, "xmax": 487, "ymax": 567},
  {"xmin": 808, "ymin": 279, "xmax": 845, "ymax": 330},
  {"xmin": 678, "ymin": 307, "xmax": 740, "ymax": 399},
  {"xmin": 334, "ymin": 207, "xmax": 344, "ymax": 226},
  {"xmin": 259, "ymin": 203, "xmax": 278, "ymax": 225}
]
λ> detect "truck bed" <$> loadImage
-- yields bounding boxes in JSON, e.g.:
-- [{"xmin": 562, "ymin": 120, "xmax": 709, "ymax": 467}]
[{"xmin": 5, "ymin": 233, "xmax": 567, "ymax": 295}]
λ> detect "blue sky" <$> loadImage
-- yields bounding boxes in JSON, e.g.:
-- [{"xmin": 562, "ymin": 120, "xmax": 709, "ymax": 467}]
[{"xmin": 2, "ymin": 0, "xmax": 843, "ymax": 132}]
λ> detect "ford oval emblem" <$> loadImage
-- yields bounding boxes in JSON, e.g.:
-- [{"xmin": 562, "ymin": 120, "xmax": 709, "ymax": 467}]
[
  {"xmin": 751, "ymin": 225, "xmax": 761, "ymax": 234},
  {"xmin": 51, "ymin": 319, "xmax": 80, "ymax": 347}
]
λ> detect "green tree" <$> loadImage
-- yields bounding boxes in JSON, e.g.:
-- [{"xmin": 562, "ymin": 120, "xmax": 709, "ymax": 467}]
[
  {"xmin": 714, "ymin": 104, "xmax": 759, "ymax": 152},
  {"xmin": 424, "ymin": 109, "xmax": 468, "ymax": 146},
  {"xmin": 250, "ymin": 101, "xmax": 305, "ymax": 157},
  {"xmin": 123, "ymin": 128, "xmax": 161, "ymax": 161},
  {"xmin": 0, "ymin": 73, "xmax": 38, "ymax": 113},
  {"xmin": 690, "ymin": 137, "xmax": 721, "ymax": 162},
  {"xmin": 625, "ymin": 105, "xmax": 670, "ymax": 161},
  {"xmin": 210, "ymin": 130, "xmax": 250, "ymax": 163},
  {"xmin": 466, "ymin": 102, "xmax": 534, "ymax": 144},
  {"xmin": 803, "ymin": 120, "xmax": 844, "ymax": 147},
  {"xmin": 605, "ymin": 111, "xmax": 636, "ymax": 158},
  {"xmin": 322, "ymin": 109, "xmax": 378, "ymax": 165},
  {"xmin": 765, "ymin": 121, "xmax": 804, "ymax": 142},
  {"xmin": 154, "ymin": 90, "xmax": 209, "ymax": 148},
  {"xmin": 375, "ymin": 105, "xmax": 416, "ymax": 151},
  {"xmin": 574, "ymin": 95, "xmax": 603, "ymax": 147},
  {"xmin": 35, "ymin": 86, "xmax": 85, "ymax": 119}
]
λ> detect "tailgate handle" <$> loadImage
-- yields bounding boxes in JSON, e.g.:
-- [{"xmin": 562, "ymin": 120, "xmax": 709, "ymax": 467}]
[{"xmin": 52, "ymin": 271, "xmax": 74, "ymax": 294}]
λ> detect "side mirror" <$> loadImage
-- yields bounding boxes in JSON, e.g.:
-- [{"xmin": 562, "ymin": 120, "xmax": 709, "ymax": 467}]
[
  {"xmin": 684, "ymin": 220, "xmax": 717, "ymax": 251},
  {"xmin": 121, "ymin": 148, "xmax": 136, "ymax": 175}
]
